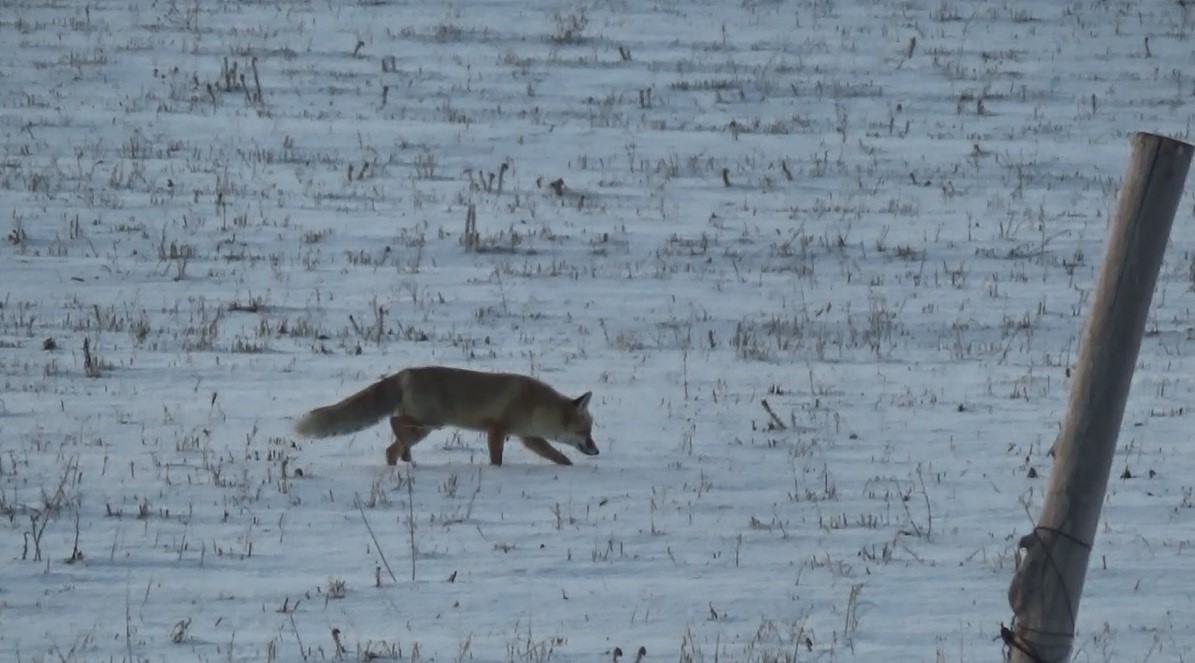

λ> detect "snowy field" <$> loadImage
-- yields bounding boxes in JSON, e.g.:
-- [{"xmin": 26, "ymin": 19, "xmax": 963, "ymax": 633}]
[{"xmin": 2, "ymin": 0, "xmax": 1195, "ymax": 660}]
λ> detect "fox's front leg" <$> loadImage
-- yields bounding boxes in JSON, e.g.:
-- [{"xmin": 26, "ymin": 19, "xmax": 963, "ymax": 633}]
[
  {"xmin": 519, "ymin": 436, "xmax": 572, "ymax": 465},
  {"xmin": 486, "ymin": 425, "xmax": 507, "ymax": 466}
]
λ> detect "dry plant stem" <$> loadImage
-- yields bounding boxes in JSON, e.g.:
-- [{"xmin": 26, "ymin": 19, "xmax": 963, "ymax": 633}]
[
  {"xmin": 407, "ymin": 466, "xmax": 416, "ymax": 581},
  {"xmin": 357, "ymin": 499, "xmax": 397, "ymax": 583},
  {"xmin": 290, "ymin": 613, "xmax": 308, "ymax": 661},
  {"xmin": 760, "ymin": 399, "xmax": 786, "ymax": 430}
]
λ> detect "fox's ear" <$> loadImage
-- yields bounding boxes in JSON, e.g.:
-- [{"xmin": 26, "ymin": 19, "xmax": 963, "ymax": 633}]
[{"xmin": 573, "ymin": 392, "xmax": 592, "ymax": 409}]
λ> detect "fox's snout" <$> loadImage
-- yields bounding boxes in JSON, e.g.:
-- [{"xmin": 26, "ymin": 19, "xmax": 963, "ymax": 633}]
[{"xmin": 579, "ymin": 437, "xmax": 599, "ymax": 456}]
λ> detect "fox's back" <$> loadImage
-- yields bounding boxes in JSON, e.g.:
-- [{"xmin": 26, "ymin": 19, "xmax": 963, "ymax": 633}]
[{"xmin": 397, "ymin": 366, "xmax": 563, "ymax": 430}]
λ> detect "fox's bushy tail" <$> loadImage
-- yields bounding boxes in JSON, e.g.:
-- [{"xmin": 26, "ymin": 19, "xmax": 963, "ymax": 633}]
[{"xmin": 294, "ymin": 375, "xmax": 402, "ymax": 438}]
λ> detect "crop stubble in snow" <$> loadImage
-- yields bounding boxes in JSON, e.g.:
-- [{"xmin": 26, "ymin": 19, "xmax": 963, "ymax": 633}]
[{"xmin": 1, "ymin": 1, "xmax": 1195, "ymax": 661}]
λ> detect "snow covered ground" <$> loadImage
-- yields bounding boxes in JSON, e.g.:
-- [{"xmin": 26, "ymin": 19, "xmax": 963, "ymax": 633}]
[{"xmin": 2, "ymin": 0, "xmax": 1195, "ymax": 660}]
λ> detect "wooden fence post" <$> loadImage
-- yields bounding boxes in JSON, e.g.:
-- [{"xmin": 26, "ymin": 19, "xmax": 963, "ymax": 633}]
[{"xmin": 1005, "ymin": 132, "xmax": 1192, "ymax": 661}]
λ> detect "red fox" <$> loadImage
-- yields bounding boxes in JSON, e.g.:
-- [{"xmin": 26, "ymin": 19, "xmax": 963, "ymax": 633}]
[{"xmin": 294, "ymin": 366, "xmax": 598, "ymax": 466}]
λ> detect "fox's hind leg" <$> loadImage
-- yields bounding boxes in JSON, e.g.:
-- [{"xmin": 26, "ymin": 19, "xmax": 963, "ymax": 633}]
[
  {"xmin": 519, "ymin": 436, "xmax": 573, "ymax": 465},
  {"xmin": 387, "ymin": 416, "xmax": 432, "ymax": 465}
]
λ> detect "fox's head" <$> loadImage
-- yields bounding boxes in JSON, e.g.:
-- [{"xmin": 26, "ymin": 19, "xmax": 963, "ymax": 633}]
[{"xmin": 557, "ymin": 392, "xmax": 598, "ymax": 457}]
